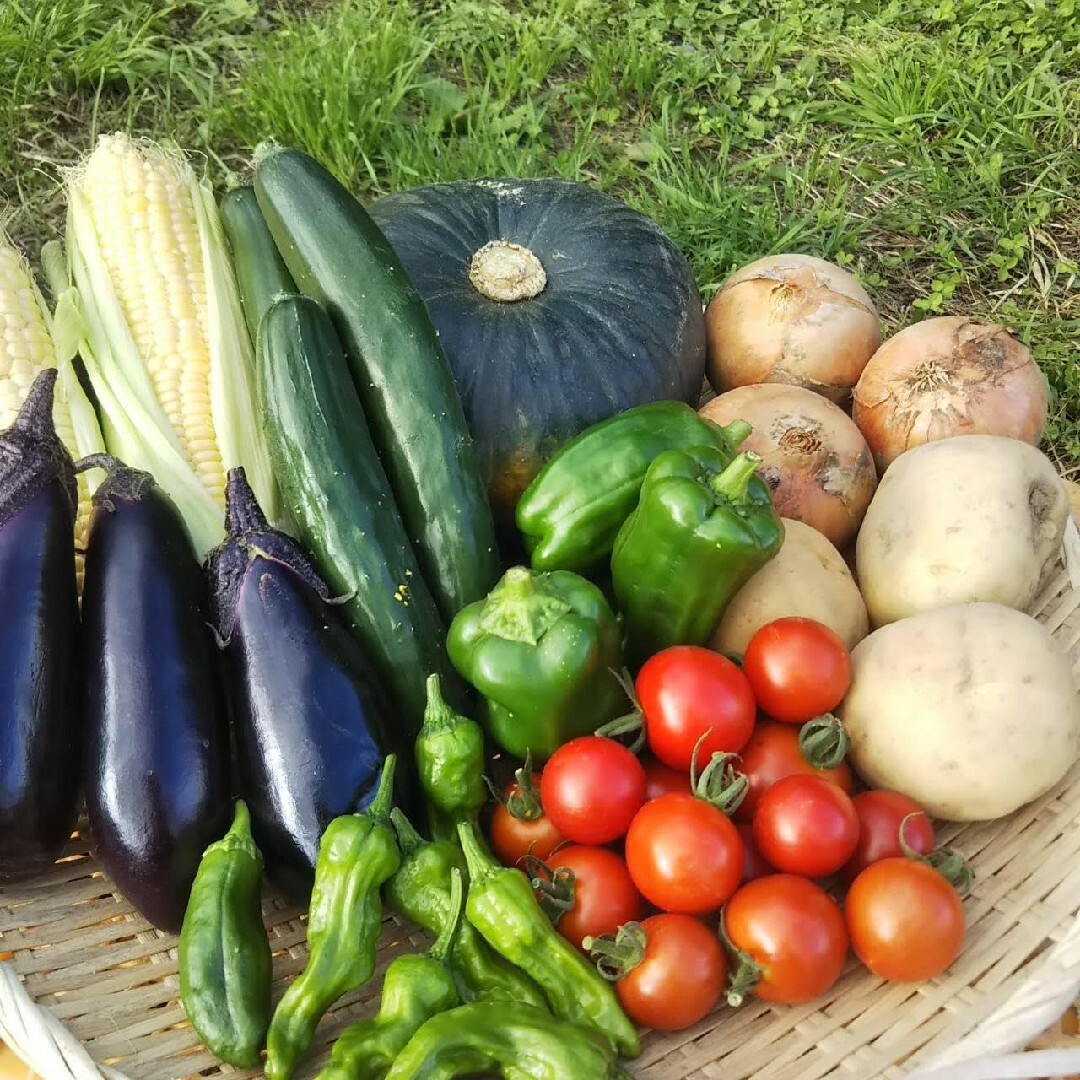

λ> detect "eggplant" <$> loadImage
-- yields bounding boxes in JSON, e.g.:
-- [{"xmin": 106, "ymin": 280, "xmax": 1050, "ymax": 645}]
[
  {"xmin": 0, "ymin": 371, "xmax": 80, "ymax": 882},
  {"xmin": 81, "ymin": 456, "xmax": 230, "ymax": 932},
  {"xmin": 206, "ymin": 468, "xmax": 410, "ymax": 901}
]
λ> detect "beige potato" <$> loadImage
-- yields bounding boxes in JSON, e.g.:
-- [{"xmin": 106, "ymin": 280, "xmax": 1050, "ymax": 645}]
[
  {"xmin": 712, "ymin": 518, "xmax": 869, "ymax": 655},
  {"xmin": 839, "ymin": 602, "xmax": 1080, "ymax": 821},
  {"xmin": 856, "ymin": 434, "xmax": 1069, "ymax": 627}
]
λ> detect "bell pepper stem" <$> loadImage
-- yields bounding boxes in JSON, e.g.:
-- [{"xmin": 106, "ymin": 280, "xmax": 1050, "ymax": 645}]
[
  {"xmin": 476, "ymin": 566, "xmax": 572, "ymax": 645},
  {"xmin": 366, "ymin": 755, "xmax": 397, "ymax": 822},
  {"xmin": 798, "ymin": 715, "xmax": 849, "ymax": 770},
  {"xmin": 390, "ymin": 807, "xmax": 425, "ymax": 857},
  {"xmin": 207, "ymin": 799, "xmax": 262, "ymax": 863},
  {"xmin": 429, "ymin": 867, "xmax": 466, "ymax": 963},
  {"xmin": 719, "ymin": 419, "xmax": 753, "ymax": 455},
  {"xmin": 421, "ymin": 673, "xmax": 456, "ymax": 732},
  {"xmin": 583, "ymin": 922, "xmax": 647, "ymax": 982},
  {"xmin": 708, "ymin": 450, "xmax": 763, "ymax": 504},
  {"xmin": 456, "ymin": 820, "xmax": 499, "ymax": 886}
]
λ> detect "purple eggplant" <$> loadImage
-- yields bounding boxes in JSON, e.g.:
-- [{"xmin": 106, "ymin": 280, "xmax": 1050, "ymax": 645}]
[
  {"xmin": 81, "ymin": 456, "xmax": 230, "ymax": 932},
  {"xmin": 0, "ymin": 371, "xmax": 80, "ymax": 882},
  {"xmin": 206, "ymin": 468, "xmax": 412, "ymax": 901}
]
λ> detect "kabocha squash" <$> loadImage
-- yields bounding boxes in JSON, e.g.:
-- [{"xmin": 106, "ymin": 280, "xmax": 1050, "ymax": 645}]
[{"xmin": 368, "ymin": 178, "xmax": 707, "ymax": 524}]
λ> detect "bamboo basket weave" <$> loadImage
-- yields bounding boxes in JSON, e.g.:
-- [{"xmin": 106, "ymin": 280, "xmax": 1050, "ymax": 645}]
[{"xmin": 2, "ymin": 550, "xmax": 1080, "ymax": 1080}]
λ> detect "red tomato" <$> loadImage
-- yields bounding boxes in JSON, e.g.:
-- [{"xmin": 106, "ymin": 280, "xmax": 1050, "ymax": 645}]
[
  {"xmin": 845, "ymin": 858, "xmax": 965, "ymax": 981},
  {"xmin": 723, "ymin": 875, "xmax": 848, "ymax": 1004},
  {"xmin": 753, "ymin": 774, "xmax": 859, "ymax": 878},
  {"xmin": 841, "ymin": 791, "xmax": 935, "ymax": 883},
  {"xmin": 609, "ymin": 914, "xmax": 727, "ymax": 1030},
  {"xmin": 539, "ymin": 737, "xmax": 646, "ymax": 846},
  {"xmin": 624, "ymin": 793, "xmax": 744, "ymax": 915},
  {"xmin": 642, "ymin": 755, "xmax": 691, "ymax": 801},
  {"xmin": 489, "ymin": 774, "xmax": 564, "ymax": 868},
  {"xmin": 733, "ymin": 720, "xmax": 854, "ymax": 824},
  {"xmin": 537, "ymin": 846, "xmax": 644, "ymax": 951},
  {"xmin": 742, "ymin": 618, "xmax": 851, "ymax": 723},
  {"xmin": 636, "ymin": 647, "xmax": 757, "ymax": 771},
  {"xmin": 737, "ymin": 824, "xmax": 774, "ymax": 883}
]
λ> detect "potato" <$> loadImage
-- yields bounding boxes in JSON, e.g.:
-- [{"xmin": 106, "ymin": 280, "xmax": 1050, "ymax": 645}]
[
  {"xmin": 839, "ymin": 602, "xmax": 1080, "ymax": 821},
  {"xmin": 712, "ymin": 518, "xmax": 869, "ymax": 655},
  {"xmin": 856, "ymin": 434, "xmax": 1070, "ymax": 627}
]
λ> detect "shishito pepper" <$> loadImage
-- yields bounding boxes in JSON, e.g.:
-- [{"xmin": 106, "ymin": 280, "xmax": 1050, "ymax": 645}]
[
  {"xmin": 455, "ymin": 820, "xmax": 640, "ymax": 1058},
  {"xmin": 178, "ymin": 800, "xmax": 271, "ymax": 1069},
  {"xmin": 515, "ymin": 401, "xmax": 752, "ymax": 574},
  {"xmin": 447, "ymin": 566, "xmax": 625, "ymax": 760},
  {"xmin": 612, "ymin": 447, "xmax": 784, "ymax": 668},
  {"xmin": 384, "ymin": 1001, "xmax": 628, "ymax": 1079},
  {"xmin": 385, "ymin": 809, "xmax": 548, "ymax": 1010},
  {"xmin": 264, "ymin": 756, "xmax": 401, "ymax": 1080},
  {"xmin": 316, "ymin": 868, "xmax": 466, "ymax": 1080},
  {"xmin": 414, "ymin": 673, "xmax": 486, "ymax": 839}
]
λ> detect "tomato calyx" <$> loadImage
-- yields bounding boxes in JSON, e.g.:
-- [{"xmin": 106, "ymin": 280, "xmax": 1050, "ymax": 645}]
[
  {"xmin": 898, "ymin": 817, "xmax": 973, "ymax": 896},
  {"xmin": 718, "ymin": 914, "xmax": 761, "ymax": 1007},
  {"xmin": 593, "ymin": 668, "xmax": 646, "ymax": 754},
  {"xmin": 523, "ymin": 852, "xmax": 577, "ymax": 924},
  {"xmin": 583, "ymin": 921, "xmax": 648, "ymax": 982},
  {"xmin": 797, "ymin": 715, "xmax": 849, "ymax": 770},
  {"xmin": 690, "ymin": 731, "xmax": 749, "ymax": 817},
  {"xmin": 486, "ymin": 752, "xmax": 544, "ymax": 821}
]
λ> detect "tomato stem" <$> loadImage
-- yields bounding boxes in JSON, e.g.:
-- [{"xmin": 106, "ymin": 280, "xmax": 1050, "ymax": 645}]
[
  {"xmin": 719, "ymin": 914, "xmax": 761, "ymax": 1007},
  {"xmin": 583, "ymin": 921, "xmax": 647, "ymax": 981},
  {"xmin": 485, "ymin": 751, "xmax": 544, "ymax": 821},
  {"xmin": 690, "ymin": 732, "xmax": 748, "ymax": 816},
  {"xmin": 523, "ymin": 854, "xmax": 577, "ymax": 924},
  {"xmin": 594, "ymin": 668, "xmax": 646, "ymax": 754},
  {"xmin": 798, "ymin": 714, "xmax": 849, "ymax": 770},
  {"xmin": 898, "ymin": 815, "xmax": 973, "ymax": 896}
]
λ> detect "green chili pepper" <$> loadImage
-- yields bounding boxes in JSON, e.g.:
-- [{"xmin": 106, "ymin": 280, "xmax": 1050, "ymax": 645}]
[
  {"xmin": 317, "ymin": 867, "xmax": 466, "ymax": 1080},
  {"xmin": 385, "ymin": 809, "xmax": 548, "ymax": 1010},
  {"xmin": 264, "ymin": 755, "xmax": 401, "ymax": 1080},
  {"xmin": 612, "ymin": 446, "xmax": 785, "ymax": 667},
  {"xmin": 447, "ymin": 566, "xmax": 625, "ymax": 759},
  {"xmin": 414, "ymin": 673, "xmax": 486, "ymax": 839},
  {"xmin": 455, "ymin": 820, "xmax": 639, "ymax": 1058},
  {"xmin": 516, "ymin": 400, "xmax": 752, "ymax": 574},
  {"xmin": 178, "ymin": 800, "xmax": 271, "ymax": 1068},
  {"xmin": 384, "ymin": 1001, "xmax": 628, "ymax": 1079}
]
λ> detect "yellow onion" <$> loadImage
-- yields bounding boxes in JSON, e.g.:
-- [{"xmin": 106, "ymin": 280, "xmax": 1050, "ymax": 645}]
[
  {"xmin": 701, "ymin": 384, "xmax": 877, "ymax": 550},
  {"xmin": 704, "ymin": 253, "xmax": 881, "ymax": 405},
  {"xmin": 852, "ymin": 316, "xmax": 1048, "ymax": 472}
]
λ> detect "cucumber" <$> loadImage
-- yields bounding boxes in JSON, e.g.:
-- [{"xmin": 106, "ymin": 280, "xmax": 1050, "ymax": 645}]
[
  {"xmin": 252, "ymin": 147, "xmax": 499, "ymax": 621},
  {"xmin": 257, "ymin": 294, "xmax": 465, "ymax": 741},
  {"xmin": 220, "ymin": 186, "xmax": 296, "ymax": 347}
]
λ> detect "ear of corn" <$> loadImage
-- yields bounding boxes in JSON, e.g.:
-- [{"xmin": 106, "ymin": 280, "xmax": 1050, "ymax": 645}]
[
  {"xmin": 59, "ymin": 133, "xmax": 279, "ymax": 557},
  {"xmin": 0, "ymin": 225, "xmax": 105, "ymax": 585}
]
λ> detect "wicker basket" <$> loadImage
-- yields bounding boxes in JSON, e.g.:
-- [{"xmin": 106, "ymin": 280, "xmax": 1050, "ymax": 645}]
[{"xmin": 2, "ymin": 556, "xmax": 1079, "ymax": 1080}]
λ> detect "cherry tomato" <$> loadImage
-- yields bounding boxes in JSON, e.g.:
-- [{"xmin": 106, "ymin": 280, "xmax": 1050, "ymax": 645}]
[
  {"xmin": 636, "ymin": 647, "xmax": 756, "ymax": 771},
  {"xmin": 536, "ymin": 846, "xmax": 644, "ymax": 952},
  {"xmin": 845, "ymin": 858, "xmax": 965, "ymax": 981},
  {"xmin": 539, "ymin": 737, "xmax": 646, "ymax": 846},
  {"xmin": 723, "ymin": 875, "xmax": 848, "ymax": 1004},
  {"xmin": 742, "ymin": 618, "xmax": 851, "ymax": 723},
  {"xmin": 489, "ymin": 774, "xmax": 564, "ymax": 868},
  {"xmin": 733, "ymin": 720, "xmax": 853, "ymax": 824},
  {"xmin": 642, "ymin": 755, "xmax": 690, "ymax": 801},
  {"xmin": 737, "ymin": 824, "xmax": 774, "ymax": 883},
  {"xmin": 608, "ymin": 914, "xmax": 727, "ymax": 1031},
  {"xmin": 753, "ymin": 774, "xmax": 859, "ymax": 878},
  {"xmin": 841, "ymin": 790, "xmax": 935, "ymax": 883},
  {"xmin": 624, "ymin": 793, "xmax": 744, "ymax": 915}
]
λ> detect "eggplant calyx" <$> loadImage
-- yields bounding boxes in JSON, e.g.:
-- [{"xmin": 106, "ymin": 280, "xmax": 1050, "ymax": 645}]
[
  {"xmin": 206, "ymin": 466, "xmax": 334, "ymax": 642},
  {"xmin": 78, "ymin": 453, "xmax": 157, "ymax": 511},
  {"xmin": 0, "ymin": 369, "xmax": 77, "ymax": 530}
]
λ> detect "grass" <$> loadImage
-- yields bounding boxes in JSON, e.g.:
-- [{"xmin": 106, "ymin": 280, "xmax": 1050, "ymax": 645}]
[{"xmin": 1, "ymin": 0, "xmax": 1077, "ymax": 471}]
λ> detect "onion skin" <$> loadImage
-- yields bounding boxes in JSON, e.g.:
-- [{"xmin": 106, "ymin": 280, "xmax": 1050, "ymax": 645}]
[
  {"xmin": 852, "ymin": 316, "xmax": 1048, "ymax": 472},
  {"xmin": 705, "ymin": 253, "xmax": 881, "ymax": 405},
  {"xmin": 700, "ymin": 385, "xmax": 877, "ymax": 550}
]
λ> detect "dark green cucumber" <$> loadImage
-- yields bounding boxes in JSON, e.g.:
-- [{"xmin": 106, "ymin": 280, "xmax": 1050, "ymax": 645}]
[
  {"xmin": 220, "ymin": 185, "xmax": 297, "ymax": 347},
  {"xmin": 257, "ymin": 293, "xmax": 465, "ymax": 741},
  {"xmin": 252, "ymin": 147, "xmax": 499, "ymax": 621}
]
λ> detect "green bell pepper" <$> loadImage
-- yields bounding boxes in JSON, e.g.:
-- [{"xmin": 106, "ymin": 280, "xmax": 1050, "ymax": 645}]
[
  {"xmin": 516, "ymin": 401, "xmax": 751, "ymax": 574},
  {"xmin": 384, "ymin": 1001, "xmax": 628, "ymax": 1079},
  {"xmin": 264, "ymin": 756, "xmax": 401, "ymax": 1080},
  {"xmin": 316, "ymin": 868, "xmax": 466, "ymax": 1080},
  {"xmin": 612, "ymin": 447, "xmax": 784, "ymax": 668},
  {"xmin": 447, "ymin": 566, "xmax": 625, "ymax": 760},
  {"xmin": 178, "ymin": 800, "xmax": 271, "ymax": 1069}
]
